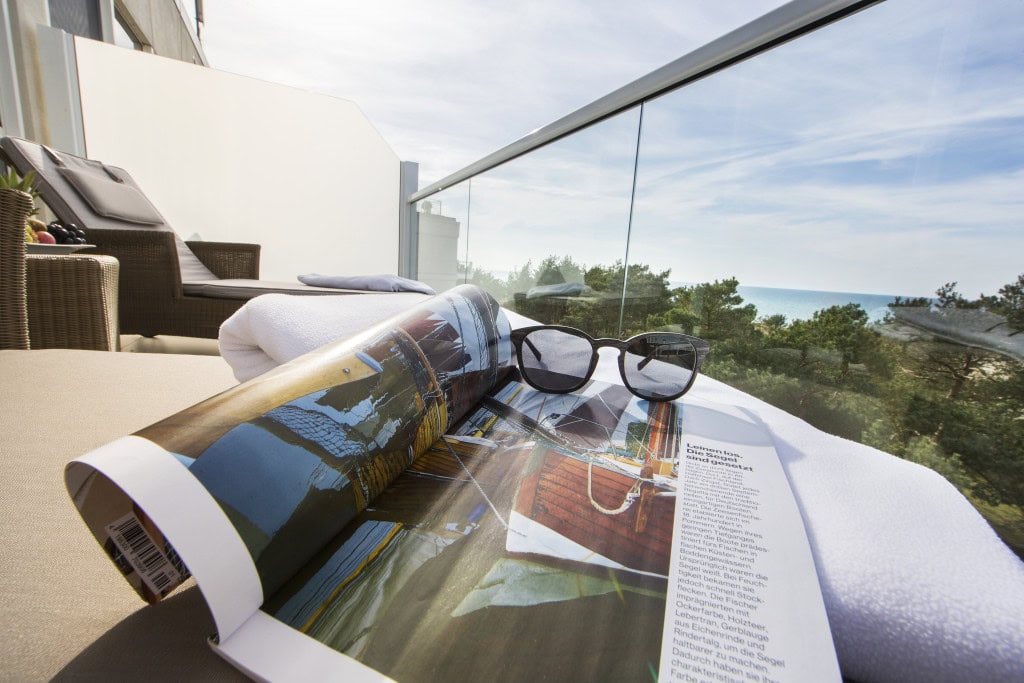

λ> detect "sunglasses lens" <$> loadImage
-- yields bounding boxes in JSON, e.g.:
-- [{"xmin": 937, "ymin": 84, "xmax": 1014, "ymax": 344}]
[
  {"xmin": 622, "ymin": 334, "xmax": 698, "ymax": 400},
  {"xmin": 518, "ymin": 328, "xmax": 595, "ymax": 392}
]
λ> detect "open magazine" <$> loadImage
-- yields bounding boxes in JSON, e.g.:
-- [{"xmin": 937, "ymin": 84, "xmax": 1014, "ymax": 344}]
[{"xmin": 66, "ymin": 285, "xmax": 839, "ymax": 682}]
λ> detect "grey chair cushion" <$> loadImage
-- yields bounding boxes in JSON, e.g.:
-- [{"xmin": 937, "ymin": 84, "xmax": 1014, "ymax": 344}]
[
  {"xmin": 182, "ymin": 279, "xmax": 354, "ymax": 299},
  {"xmin": 1, "ymin": 136, "xmax": 219, "ymax": 283},
  {"xmin": 175, "ymin": 237, "xmax": 220, "ymax": 282},
  {"xmin": 57, "ymin": 166, "xmax": 163, "ymax": 225}
]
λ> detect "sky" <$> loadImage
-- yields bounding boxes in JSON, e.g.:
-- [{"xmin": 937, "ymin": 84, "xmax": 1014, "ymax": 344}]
[
  {"xmin": 200, "ymin": 1, "xmax": 782, "ymax": 185},
  {"xmin": 199, "ymin": 1, "xmax": 1023, "ymax": 298}
]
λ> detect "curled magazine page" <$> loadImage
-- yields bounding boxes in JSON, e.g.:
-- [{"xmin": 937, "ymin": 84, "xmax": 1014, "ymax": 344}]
[
  {"xmin": 64, "ymin": 285, "xmax": 510, "ymax": 651},
  {"xmin": 65, "ymin": 436, "xmax": 262, "ymax": 640}
]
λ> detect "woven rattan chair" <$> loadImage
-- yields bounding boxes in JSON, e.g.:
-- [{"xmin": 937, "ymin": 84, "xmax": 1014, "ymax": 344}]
[
  {"xmin": 25, "ymin": 254, "xmax": 120, "ymax": 350},
  {"xmin": 0, "ymin": 185, "xmax": 32, "ymax": 349},
  {"xmin": 1, "ymin": 136, "xmax": 360, "ymax": 340},
  {"xmin": 2, "ymin": 182, "xmax": 120, "ymax": 350}
]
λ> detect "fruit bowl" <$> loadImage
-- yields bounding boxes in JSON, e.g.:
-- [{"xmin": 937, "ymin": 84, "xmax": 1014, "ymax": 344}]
[{"xmin": 26, "ymin": 243, "xmax": 96, "ymax": 255}]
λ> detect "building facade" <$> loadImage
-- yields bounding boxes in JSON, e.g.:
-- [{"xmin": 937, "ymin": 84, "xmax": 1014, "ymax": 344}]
[{"xmin": 1, "ymin": 0, "xmax": 205, "ymax": 145}]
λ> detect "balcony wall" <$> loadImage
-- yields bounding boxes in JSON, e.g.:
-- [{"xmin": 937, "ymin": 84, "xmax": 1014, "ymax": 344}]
[{"xmin": 73, "ymin": 37, "xmax": 400, "ymax": 281}]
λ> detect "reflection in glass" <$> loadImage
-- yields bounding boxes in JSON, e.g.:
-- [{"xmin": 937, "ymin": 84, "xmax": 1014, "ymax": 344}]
[
  {"xmin": 415, "ymin": 0, "xmax": 1024, "ymax": 554},
  {"xmin": 454, "ymin": 108, "xmax": 643, "ymax": 327},
  {"xmin": 619, "ymin": 0, "xmax": 1023, "ymax": 556},
  {"xmin": 416, "ymin": 184, "xmax": 470, "ymax": 293}
]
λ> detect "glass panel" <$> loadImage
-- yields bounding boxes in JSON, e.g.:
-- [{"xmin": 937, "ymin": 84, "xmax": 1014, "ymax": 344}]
[
  {"xmin": 462, "ymin": 107, "xmax": 642, "ymax": 334},
  {"xmin": 48, "ymin": 0, "xmax": 102, "ymax": 40},
  {"xmin": 630, "ymin": 0, "xmax": 1024, "ymax": 554},
  {"xmin": 416, "ymin": 182, "xmax": 470, "ymax": 293}
]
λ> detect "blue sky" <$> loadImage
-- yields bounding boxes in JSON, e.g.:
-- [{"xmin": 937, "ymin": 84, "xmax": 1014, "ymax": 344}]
[{"xmin": 201, "ymin": 1, "xmax": 1022, "ymax": 298}]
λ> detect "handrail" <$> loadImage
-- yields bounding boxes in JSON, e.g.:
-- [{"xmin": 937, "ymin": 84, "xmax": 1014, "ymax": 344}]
[{"xmin": 410, "ymin": 0, "xmax": 882, "ymax": 203}]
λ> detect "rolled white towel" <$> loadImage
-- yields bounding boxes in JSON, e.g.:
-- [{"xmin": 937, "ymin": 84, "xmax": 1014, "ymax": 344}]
[{"xmin": 218, "ymin": 292, "xmax": 428, "ymax": 382}]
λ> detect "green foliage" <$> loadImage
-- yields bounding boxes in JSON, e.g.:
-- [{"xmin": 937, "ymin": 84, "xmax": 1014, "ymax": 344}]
[
  {"xmin": 934, "ymin": 281, "xmax": 983, "ymax": 309},
  {"xmin": 652, "ymin": 277, "xmax": 757, "ymax": 341},
  {"xmin": 0, "ymin": 167, "xmax": 39, "ymax": 216},
  {"xmin": 992, "ymin": 274, "xmax": 1024, "ymax": 335},
  {"xmin": 758, "ymin": 314, "xmax": 789, "ymax": 344},
  {"xmin": 536, "ymin": 255, "xmax": 585, "ymax": 287},
  {"xmin": 469, "ymin": 256, "xmax": 1024, "ymax": 554},
  {"xmin": 460, "ymin": 261, "xmax": 507, "ymax": 298},
  {"xmin": 803, "ymin": 303, "xmax": 881, "ymax": 382},
  {"xmin": 691, "ymin": 277, "xmax": 758, "ymax": 340},
  {"xmin": 890, "ymin": 295, "xmax": 931, "ymax": 307},
  {"xmin": 0, "ymin": 167, "xmax": 37, "ymax": 194}
]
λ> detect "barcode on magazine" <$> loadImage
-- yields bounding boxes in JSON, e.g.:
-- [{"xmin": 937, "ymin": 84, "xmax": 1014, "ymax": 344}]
[{"xmin": 105, "ymin": 512, "xmax": 182, "ymax": 595}]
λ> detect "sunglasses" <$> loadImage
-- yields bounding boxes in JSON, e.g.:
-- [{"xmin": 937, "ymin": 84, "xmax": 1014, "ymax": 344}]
[{"xmin": 510, "ymin": 325, "xmax": 710, "ymax": 402}]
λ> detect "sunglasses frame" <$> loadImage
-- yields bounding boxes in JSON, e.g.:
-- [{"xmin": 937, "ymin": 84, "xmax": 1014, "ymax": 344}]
[{"xmin": 510, "ymin": 324, "xmax": 711, "ymax": 402}]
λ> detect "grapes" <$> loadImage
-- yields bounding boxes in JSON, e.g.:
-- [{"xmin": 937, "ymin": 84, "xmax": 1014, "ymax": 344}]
[{"xmin": 45, "ymin": 221, "xmax": 87, "ymax": 245}]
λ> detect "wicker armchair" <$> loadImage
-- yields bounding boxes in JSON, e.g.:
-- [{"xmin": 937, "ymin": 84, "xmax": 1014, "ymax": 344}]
[
  {"xmin": 0, "ymin": 186, "xmax": 32, "ymax": 349},
  {"xmin": 2, "ymin": 182, "xmax": 120, "ymax": 351},
  {"xmin": 25, "ymin": 254, "xmax": 120, "ymax": 350}
]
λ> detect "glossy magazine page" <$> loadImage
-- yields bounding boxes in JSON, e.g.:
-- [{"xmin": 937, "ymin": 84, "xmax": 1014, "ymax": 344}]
[
  {"xmin": 245, "ymin": 372, "xmax": 836, "ymax": 682},
  {"xmin": 65, "ymin": 285, "xmax": 510, "ymax": 631}
]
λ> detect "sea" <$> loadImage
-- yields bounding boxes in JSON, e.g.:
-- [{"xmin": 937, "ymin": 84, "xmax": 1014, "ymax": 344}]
[{"xmin": 672, "ymin": 283, "xmax": 903, "ymax": 323}]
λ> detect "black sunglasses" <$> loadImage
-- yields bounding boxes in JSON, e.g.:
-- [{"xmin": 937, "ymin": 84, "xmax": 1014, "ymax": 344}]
[{"xmin": 510, "ymin": 325, "xmax": 710, "ymax": 402}]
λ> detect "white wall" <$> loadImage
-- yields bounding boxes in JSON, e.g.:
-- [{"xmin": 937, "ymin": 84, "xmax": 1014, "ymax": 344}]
[{"xmin": 73, "ymin": 38, "xmax": 400, "ymax": 281}]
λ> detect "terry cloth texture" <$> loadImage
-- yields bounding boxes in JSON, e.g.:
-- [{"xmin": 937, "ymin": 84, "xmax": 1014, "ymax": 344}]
[{"xmin": 218, "ymin": 292, "xmax": 429, "ymax": 381}]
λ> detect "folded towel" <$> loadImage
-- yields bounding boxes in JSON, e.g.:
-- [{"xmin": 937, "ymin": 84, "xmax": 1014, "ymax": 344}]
[
  {"xmin": 218, "ymin": 292, "xmax": 428, "ymax": 381},
  {"xmin": 298, "ymin": 273, "xmax": 436, "ymax": 295},
  {"xmin": 218, "ymin": 300, "xmax": 1024, "ymax": 681},
  {"xmin": 589, "ymin": 355, "xmax": 1024, "ymax": 683}
]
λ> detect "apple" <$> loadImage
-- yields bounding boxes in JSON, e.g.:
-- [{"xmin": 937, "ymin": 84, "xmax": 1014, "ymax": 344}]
[{"xmin": 35, "ymin": 230, "xmax": 56, "ymax": 244}]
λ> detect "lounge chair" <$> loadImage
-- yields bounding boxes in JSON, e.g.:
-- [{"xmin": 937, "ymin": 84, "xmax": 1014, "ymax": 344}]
[{"xmin": 1, "ymin": 136, "xmax": 369, "ymax": 339}]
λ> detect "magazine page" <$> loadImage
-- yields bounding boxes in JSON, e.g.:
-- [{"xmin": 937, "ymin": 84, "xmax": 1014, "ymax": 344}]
[
  {"xmin": 65, "ymin": 285, "xmax": 511, "ymax": 642},
  {"xmin": 661, "ymin": 397, "xmax": 839, "ymax": 682},
  {"xmin": 224, "ymin": 372, "xmax": 837, "ymax": 681}
]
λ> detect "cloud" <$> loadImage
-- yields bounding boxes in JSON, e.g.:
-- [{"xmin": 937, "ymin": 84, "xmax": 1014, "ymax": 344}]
[{"xmin": 201, "ymin": 0, "xmax": 782, "ymax": 184}]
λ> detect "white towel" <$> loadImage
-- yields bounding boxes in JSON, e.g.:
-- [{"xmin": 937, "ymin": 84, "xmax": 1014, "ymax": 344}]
[
  {"xmin": 218, "ymin": 292, "xmax": 429, "ymax": 381},
  {"xmin": 219, "ymin": 299, "xmax": 1024, "ymax": 681},
  {"xmin": 684, "ymin": 374, "xmax": 1023, "ymax": 682}
]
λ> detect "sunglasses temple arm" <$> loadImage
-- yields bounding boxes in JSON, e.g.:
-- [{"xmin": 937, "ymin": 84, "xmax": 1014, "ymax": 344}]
[
  {"xmin": 637, "ymin": 340, "xmax": 711, "ymax": 371},
  {"xmin": 523, "ymin": 336, "xmax": 543, "ymax": 361},
  {"xmin": 637, "ymin": 349, "xmax": 658, "ymax": 371}
]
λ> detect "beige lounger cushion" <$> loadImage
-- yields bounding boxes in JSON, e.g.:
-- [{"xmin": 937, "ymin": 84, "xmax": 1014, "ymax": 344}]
[{"xmin": 0, "ymin": 350, "xmax": 246, "ymax": 681}]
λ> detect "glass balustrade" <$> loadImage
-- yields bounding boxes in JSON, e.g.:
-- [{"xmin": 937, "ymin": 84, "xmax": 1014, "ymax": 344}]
[{"xmin": 414, "ymin": 0, "xmax": 1024, "ymax": 557}]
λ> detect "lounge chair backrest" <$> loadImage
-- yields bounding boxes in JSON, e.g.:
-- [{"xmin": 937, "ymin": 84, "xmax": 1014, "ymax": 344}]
[{"xmin": 0, "ymin": 136, "xmax": 217, "ymax": 283}]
